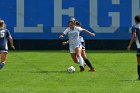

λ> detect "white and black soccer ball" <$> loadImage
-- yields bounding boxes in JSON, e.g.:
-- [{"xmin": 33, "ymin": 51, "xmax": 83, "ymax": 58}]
[{"xmin": 67, "ymin": 66, "xmax": 75, "ymax": 73}]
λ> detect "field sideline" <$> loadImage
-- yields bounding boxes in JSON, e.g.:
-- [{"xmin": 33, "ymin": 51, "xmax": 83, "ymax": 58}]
[{"xmin": 0, "ymin": 50, "xmax": 140, "ymax": 93}]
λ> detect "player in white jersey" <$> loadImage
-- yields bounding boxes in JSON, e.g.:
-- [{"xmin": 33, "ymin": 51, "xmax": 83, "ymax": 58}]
[
  {"xmin": 0, "ymin": 20, "xmax": 15, "ymax": 70},
  {"xmin": 62, "ymin": 34, "xmax": 96, "ymax": 72},
  {"xmin": 59, "ymin": 21, "xmax": 95, "ymax": 72},
  {"xmin": 71, "ymin": 17, "xmax": 96, "ymax": 72},
  {"xmin": 128, "ymin": 15, "xmax": 140, "ymax": 80}
]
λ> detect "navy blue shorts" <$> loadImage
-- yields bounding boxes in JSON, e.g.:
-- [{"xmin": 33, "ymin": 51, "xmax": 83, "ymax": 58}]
[{"xmin": 81, "ymin": 42, "xmax": 85, "ymax": 51}]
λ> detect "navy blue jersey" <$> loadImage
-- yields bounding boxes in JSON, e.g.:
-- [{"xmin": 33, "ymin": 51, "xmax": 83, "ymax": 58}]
[
  {"xmin": 0, "ymin": 28, "xmax": 10, "ymax": 51},
  {"xmin": 131, "ymin": 24, "xmax": 140, "ymax": 48}
]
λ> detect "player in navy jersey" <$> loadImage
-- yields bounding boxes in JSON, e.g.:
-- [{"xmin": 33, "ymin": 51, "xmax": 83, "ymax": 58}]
[
  {"xmin": 60, "ymin": 21, "xmax": 95, "ymax": 72},
  {"xmin": 128, "ymin": 15, "xmax": 140, "ymax": 80},
  {"xmin": 0, "ymin": 20, "xmax": 15, "ymax": 70},
  {"xmin": 62, "ymin": 18, "xmax": 95, "ymax": 72}
]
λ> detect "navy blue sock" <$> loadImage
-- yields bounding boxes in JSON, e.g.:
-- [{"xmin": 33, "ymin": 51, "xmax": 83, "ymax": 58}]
[
  {"xmin": 138, "ymin": 65, "xmax": 140, "ymax": 78},
  {"xmin": 0, "ymin": 62, "xmax": 5, "ymax": 69},
  {"xmin": 84, "ymin": 59, "xmax": 94, "ymax": 69},
  {"xmin": 79, "ymin": 66, "xmax": 84, "ymax": 71}
]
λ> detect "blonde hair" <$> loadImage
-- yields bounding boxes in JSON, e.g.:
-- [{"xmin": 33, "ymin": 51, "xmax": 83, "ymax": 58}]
[{"xmin": 0, "ymin": 20, "xmax": 5, "ymax": 28}]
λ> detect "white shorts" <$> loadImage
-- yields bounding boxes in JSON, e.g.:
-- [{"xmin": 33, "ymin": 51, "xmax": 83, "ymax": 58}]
[{"xmin": 69, "ymin": 44, "xmax": 82, "ymax": 53}]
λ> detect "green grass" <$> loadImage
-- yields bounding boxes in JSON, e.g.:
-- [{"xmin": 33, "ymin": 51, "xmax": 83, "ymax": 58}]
[{"xmin": 0, "ymin": 50, "xmax": 140, "ymax": 93}]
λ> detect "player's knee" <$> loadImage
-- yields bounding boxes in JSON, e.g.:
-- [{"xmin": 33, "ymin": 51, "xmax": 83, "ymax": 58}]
[
  {"xmin": 76, "ymin": 54, "xmax": 81, "ymax": 57},
  {"xmin": 72, "ymin": 58, "xmax": 78, "ymax": 63},
  {"xmin": 1, "ymin": 58, "xmax": 6, "ymax": 62},
  {"xmin": 72, "ymin": 59, "xmax": 76, "ymax": 62}
]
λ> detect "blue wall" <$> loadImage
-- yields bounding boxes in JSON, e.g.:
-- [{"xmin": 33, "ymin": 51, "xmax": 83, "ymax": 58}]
[{"xmin": 0, "ymin": 0, "xmax": 139, "ymax": 40}]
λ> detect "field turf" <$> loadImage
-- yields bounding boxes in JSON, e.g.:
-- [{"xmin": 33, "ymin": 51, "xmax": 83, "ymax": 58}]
[{"xmin": 0, "ymin": 50, "xmax": 140, "ymax": 93}]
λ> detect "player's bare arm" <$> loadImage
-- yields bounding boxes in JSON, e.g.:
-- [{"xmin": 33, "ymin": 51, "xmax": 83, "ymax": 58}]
[
  {"xmin": 82, "ymin": 29, "xmax": 95, "ymax": 37},
  {"xmin": 59, "ymin": 34, "xmax": 65, "ymax": 38},
  {"xmin": 9, "ymin": 36, "xmax": 15, "ymax": 50},
  {"xmin": 62, "ymin": 41, "xmax": 69, "ymax": 46},
  {"xmin": 128, "ymin": 32, "xmax": 136, "ymax": 50}
]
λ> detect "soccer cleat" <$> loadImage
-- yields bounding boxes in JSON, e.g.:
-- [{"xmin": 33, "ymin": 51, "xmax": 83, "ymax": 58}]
[
  {"xmin": 88, "ymin": 68, "xmax": 96, "ymax": 72},
  {"xmin": 0, "ymin": 62, "xmax": 5, "ymax": 70},
  {"xmin": 79, "ymin": 66, "xmax": 84, "ymax": 72}
]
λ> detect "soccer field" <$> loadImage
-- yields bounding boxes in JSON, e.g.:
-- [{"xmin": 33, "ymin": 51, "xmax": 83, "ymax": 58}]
[{"xmin": 0, "ymin": 50, "xmax": 140, "ymax": 93}]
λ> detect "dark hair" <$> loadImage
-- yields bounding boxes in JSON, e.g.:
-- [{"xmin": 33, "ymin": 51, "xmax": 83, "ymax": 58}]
[
  {"xmin": 75, "ymin": 21, "xmax": 81, "ymax": 26},
  {"xmin": 135, "ymin": 15, "xmax": 140, "ymax": 23},
  {"xmin": 68, "ymin": 21, "xmax": 75, "ymax": 25}
]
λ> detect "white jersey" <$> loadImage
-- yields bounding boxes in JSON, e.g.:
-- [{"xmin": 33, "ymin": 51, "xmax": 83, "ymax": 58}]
[
  {"xmin": 79, "ymin": 36, "xmax": 84, "ymax": 43},
  {"xmin": 63, "ymin": 26, "xmax": 84, "ymax": 47}
]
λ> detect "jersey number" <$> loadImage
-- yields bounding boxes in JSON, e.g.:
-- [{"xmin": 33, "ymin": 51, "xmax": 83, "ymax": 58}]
[{"xmin": 0, "ymin": 30, "xmax": 5, "ymax": 38}]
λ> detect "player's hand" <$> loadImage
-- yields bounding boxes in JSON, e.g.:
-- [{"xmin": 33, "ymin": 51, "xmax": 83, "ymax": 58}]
[
  {"xmin": 90, "ymin": 33, "xmax": 95, "ymax": 37},
  {"xmin": 11, "ymin": 45, "xmax": 15, "ymax": 50},
  {"xmin": 59, "ymin": 35, "xmax": 64, "ymax": 38},
  {"xmin": 127, "ymin": 45, "xmax": 131, "ymax": 51},
  {"xmin": 62, "ymin": 42, "xmax": 67, "ymax": 46}
]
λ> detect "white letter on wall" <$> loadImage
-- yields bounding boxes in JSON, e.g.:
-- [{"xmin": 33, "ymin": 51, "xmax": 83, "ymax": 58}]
[
  {"xmin": 132, "ymin": 0, "xmax": 140, "ymax": 25},
  {"xmin": 51, "ymin": 0, "xmax": 74, "ymax": 33},
  {"xmin": 14, "ymin": 0, "xmax": 43, "ymax": 33},
  {"xmin": 129, "ymin": 0, "xmax": 140, "ymax": 33},
  {"xmin": 89, "ymin": 0, "xmax": 120, "ymax": 33}
]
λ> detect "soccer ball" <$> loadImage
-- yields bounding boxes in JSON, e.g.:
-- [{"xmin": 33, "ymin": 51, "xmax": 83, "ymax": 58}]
[{"xmin": 67, "ymin": 66, "xmax": 75, "ymax": 73}]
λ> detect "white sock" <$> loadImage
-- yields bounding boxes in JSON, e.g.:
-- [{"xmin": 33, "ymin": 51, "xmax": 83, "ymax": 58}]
[
  {"xmin": 77, "ymin": 59, "xmax": 80, "ymax": 64},
  {"xmin": 78, "ymin": 56, "xmax": 84, "ymax": 67}
]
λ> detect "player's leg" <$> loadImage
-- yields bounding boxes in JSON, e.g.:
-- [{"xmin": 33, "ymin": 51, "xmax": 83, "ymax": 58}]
[
  {"xmin": 0, "ymin": 52, "xmax": 7, "ymax": 69},
  {"xmin": 70, "ymin": 53, "xmax": 79, "ymax": 64},
  {"xmin": 70, "ymin": 52, "xmax": 86, "ymax": 66},
  {"xmin": 137, "ymin": 56, "xmax": 140, "ymax": 80},
  {"xmin": 81, "ymin": 50, "xmax": 87, "ymax": 60},
  {"xmin": 75, "ymin": 47, "xmax": 84, "ymax": 71},
  {"xmin": 137, "ymin": 49, "xmax": 140, "ymax": 80},
  {"xmin": 81, "ymin": 50, "xmax": 95, "ymax": 72},
  {"xmin": 70, "ymin": 46, "xmax": 79, "ymax": 64}
]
